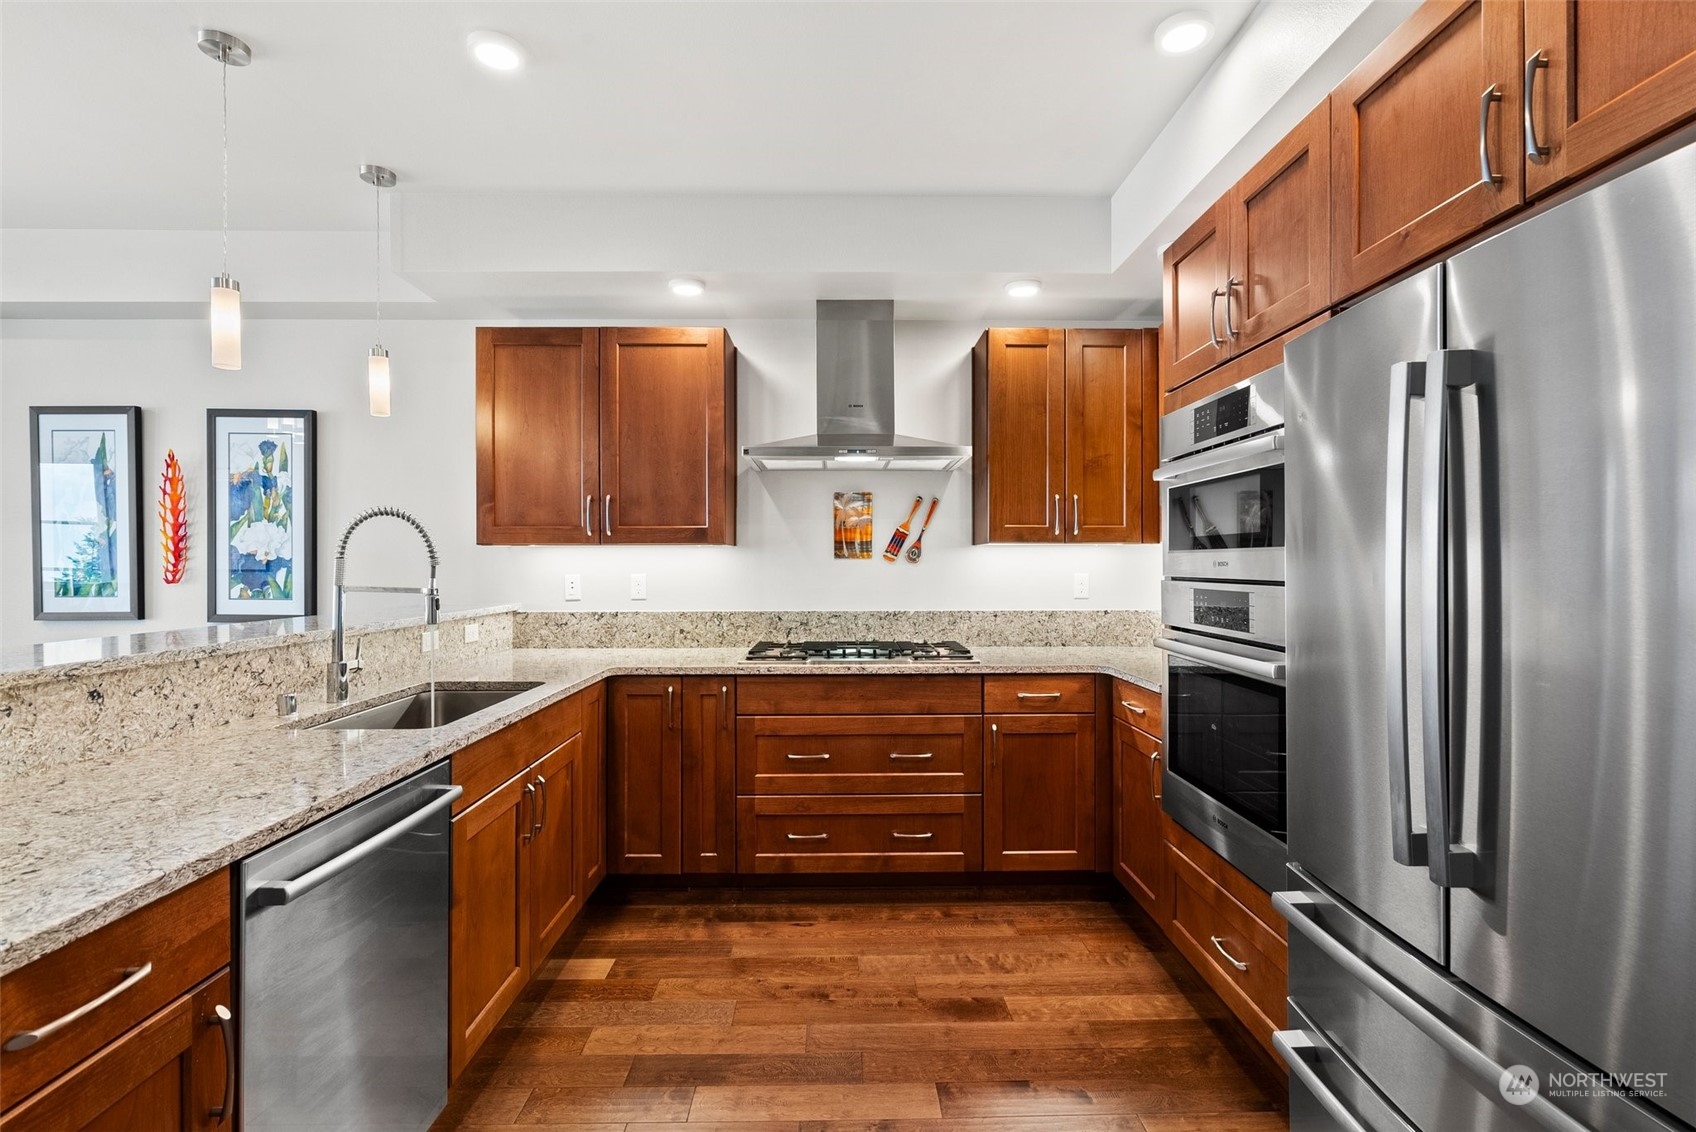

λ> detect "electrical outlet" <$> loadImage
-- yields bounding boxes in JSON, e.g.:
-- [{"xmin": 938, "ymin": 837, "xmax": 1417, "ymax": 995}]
[
  {"xmin": 564, "ymin": 574, "xmax": 582, "ymax": 601},
  {"xmin": 629, "ymin": 573, "xmax": 647, "ymax": 600},
  {"xmin": 463, "ymin": 621, "xmax": 480, "ymax": 643},
  {"xmin": 1072, "ymin": 572, "xmax": 1090, "ymax": 599}
]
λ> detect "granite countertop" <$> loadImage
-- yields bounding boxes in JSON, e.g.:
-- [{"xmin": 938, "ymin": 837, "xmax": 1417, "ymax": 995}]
[{"xmin": 0, "ymin": 645, "xmax": 1162, "ymax": 975}]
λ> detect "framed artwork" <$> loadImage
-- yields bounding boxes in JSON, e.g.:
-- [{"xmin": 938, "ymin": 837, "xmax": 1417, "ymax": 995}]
[
  {"xmin": 30, "ymin": 406, "xmax": 144, "ymax": 621},
  {"xmin": 207, "ymin": 409, "xmax": 317, "ymax": 622},
  {"xmin": 833, "ymin": 491, "xmax": 873, "ymax": 559}
]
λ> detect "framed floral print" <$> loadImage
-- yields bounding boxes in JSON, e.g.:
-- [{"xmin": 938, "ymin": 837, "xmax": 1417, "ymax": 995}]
[
  {"xmin": 30, "ymin": 406, "xmax": 144, "ymax": 621},
  {"xmin": 207, "ymin": 409, "xmax": 317, "ymax": 622}
]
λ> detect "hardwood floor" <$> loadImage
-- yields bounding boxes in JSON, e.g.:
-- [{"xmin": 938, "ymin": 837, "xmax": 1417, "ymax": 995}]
[{"xmin": 434, "ymin": 884, "xmax": 1289, "ymax": 1131}]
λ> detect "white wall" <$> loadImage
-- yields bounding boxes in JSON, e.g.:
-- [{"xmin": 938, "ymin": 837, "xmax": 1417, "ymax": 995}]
[{"xmin": 1, "ymin": 316, "xmax": 1161, "ymax": 646}]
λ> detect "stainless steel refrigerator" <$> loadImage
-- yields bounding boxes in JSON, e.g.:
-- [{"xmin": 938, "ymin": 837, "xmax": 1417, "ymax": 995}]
[{"xmin": 1280, "ymin": 136, "xmax": 1696, "ymax": 1132}]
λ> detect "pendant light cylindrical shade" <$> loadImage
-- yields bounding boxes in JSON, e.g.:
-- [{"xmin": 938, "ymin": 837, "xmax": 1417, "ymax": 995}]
[
  {"xmin": 368, "ymin": 346, "xmax": 392, "ymax": 417},
  {"xmin": 210, "ymin": 274, "xmax": 242, "ymax": 370}
]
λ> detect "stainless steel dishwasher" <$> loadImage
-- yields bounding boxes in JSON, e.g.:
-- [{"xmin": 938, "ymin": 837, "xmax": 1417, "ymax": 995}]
[{"xmin": 237, "ymin": 761, "xmax": 460, "ymax": 1131}]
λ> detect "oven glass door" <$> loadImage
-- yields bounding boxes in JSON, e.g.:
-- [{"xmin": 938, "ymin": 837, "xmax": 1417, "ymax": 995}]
[
  {"xmin": 1167, "ymin": 462, "xmax": 1285, "ymax": 555},
  {"xmin": 1166, "ymin": 656, "xmax": 1287, "ymax": 840}
]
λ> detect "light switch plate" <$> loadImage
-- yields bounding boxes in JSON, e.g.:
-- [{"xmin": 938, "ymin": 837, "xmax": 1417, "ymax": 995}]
[
  {"xmin": 1072, "ymin": 572, "xmax": 1089, "ymax": 599},
  {"xmin": 564, "ymin": 574, "xmax": 582, "ymax": 601},
  {"xmin": 463, "ymin": 621, "xmax": 480, "ymax": 643},
  {"xmin": 630, "ymin": 573, "xmax": 647, "ymax": 600}
]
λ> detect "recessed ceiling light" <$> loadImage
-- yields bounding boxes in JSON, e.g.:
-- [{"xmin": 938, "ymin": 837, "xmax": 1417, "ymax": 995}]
[
  {"xmin": 669, "ymin": 277, "xmax": 705, "ymax": 297},
  {"xmin": 1155, "ymin": 12, "xmax": 1214, "ymax": 55},
  {"xmin": 1005, "ymin": 279, "xmax": 1042, "ymax": 298},
  {"xmin": 467, "ymin": 30, "xmax": 525, "ymax": 71}
]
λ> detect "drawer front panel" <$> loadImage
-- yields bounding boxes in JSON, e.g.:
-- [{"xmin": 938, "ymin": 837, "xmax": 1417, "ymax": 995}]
[
  {"xmin": 737, "ymin": 795, "xmax": 981, "ymax": 873},
  {"xmin": 735, "ymin": 675, "xmax": 982, "ymax": 715},
  {"xmin": 0, "ymin": 870, "xmax": 231, "ymax": 1112},
  {"xmin": 738, "ymin": 716, "xmax": 982, "ymax": 794},
  {"xmin": 983, "ymin": 674, "xmax": 1096, "ymax": 714},
  {"xmin": 1111, "ymin": 677, "xmax": 1162, "ymax": 735},
  {"xmin": 1168, "ymin": 846, "xmax": 1287, "ymax": 1037},
  {"xmin": 452, "ymin": 691, "xmax": 585, "ymax": 813}
]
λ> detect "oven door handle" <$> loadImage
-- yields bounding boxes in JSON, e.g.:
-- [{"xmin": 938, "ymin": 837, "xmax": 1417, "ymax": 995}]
[
  {"xmin": 1151, "ymin": 432, "xmax": 1282, "ymax": 483},
  {"xmin": 1154, "ymin": 636, "xmax": 1285, "ymax": 682}
]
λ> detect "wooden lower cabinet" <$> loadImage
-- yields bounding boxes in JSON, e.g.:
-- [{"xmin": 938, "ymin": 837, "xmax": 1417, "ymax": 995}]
[
  {"xmin": 0, "ymin": 969, "xmax": 232, "ymax": 1132},
  {"xmin": 608, "ymin": 676, "xmax": 682, "ymax": 874},
  {"xmin": 450, "ymin": 769, "xmax": 532, "ymax": 1079},
  {"xmin": 984, "ymin": 713, "xmax": 1095, "ymax": 871},
  {"xmin": 529, "ymin": 735, "xmax": 581, "ymax": 961},
  {"xmin": 579, "ymin": 681, "xmax": 607, "ymax": 894},
  {"xmin": 1112, "ymin": 720, "xmax": 1166, "ymax": 917},
  {"xmin": 738, "ymin": 794, "xmax": 980, "ymax": 873},
  {"xmin": 681, "ymin": 677, "xmax": 737, "ymax": 873}
]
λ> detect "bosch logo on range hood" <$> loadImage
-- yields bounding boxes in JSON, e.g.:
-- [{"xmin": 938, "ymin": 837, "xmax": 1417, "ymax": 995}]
[{"xmin": 743, "ymin": 300, "xmax": 970, "ymax": 471}]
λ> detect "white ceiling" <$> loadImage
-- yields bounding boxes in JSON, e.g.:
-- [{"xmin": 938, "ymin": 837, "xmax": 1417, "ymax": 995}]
[{"xmin": 1, "ymin": 0, "xmax": 1257, "ymax": 232}]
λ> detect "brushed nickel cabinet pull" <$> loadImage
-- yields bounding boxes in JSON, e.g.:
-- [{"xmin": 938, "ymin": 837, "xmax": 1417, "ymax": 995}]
[
  {"xmin": 1120, "ymin": 700, "xmax": 1147, "ymax": 715},
  {"xmin": 585, "ymin": 494, "xmax": 594, "ymax": 537},
  {"xmin": 666, "ymin": 684, "xmax": 675, "ymax": 729},
  {"xmin": 990, "ymin": 722, "xmax": 999, "ymax": 767},
  {"xmin": 1524, "ymin": 51, "xmax": 1550, "ymax": 161},
  {"xmin": 1210, "ymin": 935, "xmax": 1250, "ymax": 971},
  {"xmin": 889, "ymin": 752, "xmax": 933, "ymax": 760},
  {"xmin": 786, "ymin": 752, "xmax": 831, "ymax": 761},
  {"xmin": 3, "ymin": 962, "xmax": 154, "ymax": 1051},
  {"xmin": 1223, "ymin": 277, "xmax": 1240, "ymax": 339},
  {"xmin": 1072, "ymin": 493, "xmax": 1080, "ymax": 536},
  {"xmin": 1016, "ymin": 691, "xmax": 1063, "ymax": 700},
  {"xmin": 211, "ymin": 1004, "xmax": 235, "ymax": 1123},
  {"xmin": 786, "ymin": 832, "xmax": 829, "ymax": 841},
  {"xmin": 1052, "ymin": 494, "xmax": 1061, "ymax": 537},
  {"xmin": 1479, "ymin": 84, "xmax": 1504, "ymax": 185},
  {"xmin": 604, "ymin": 494, "xmax": 612, "ymax": 537},
  {"xmin": 1208, "ymin": 287, "xmax": 1224, "ymax": 348},
  {"xmin": 521, "ymin": 782, "xmax": 537, "ymax": 843},
  {"xmin": 892, "ymin": 831, "xmax": 934, "ymax": 840},
  {"xmin": 533, "ymin": 773, "xmax": 548, "ymax": 836},
  {"xmin": 720, "ymin": 684, "xmax": 728, "ymax": 725}
]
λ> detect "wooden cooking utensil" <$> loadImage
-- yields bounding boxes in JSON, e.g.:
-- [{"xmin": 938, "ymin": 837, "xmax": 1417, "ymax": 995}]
[
  {"xmin": 882, "ymin": 495, "xmax": 925, "ymax": 561},
  {"xmin": 905, "ymin": 497, "xmax": 940, "ymax": 563}
]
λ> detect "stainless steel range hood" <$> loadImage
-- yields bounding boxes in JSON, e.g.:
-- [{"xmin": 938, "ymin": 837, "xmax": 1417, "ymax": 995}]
[{"xmin": 743, "ymin": 300, "xmax": 971, "ymax": 471}]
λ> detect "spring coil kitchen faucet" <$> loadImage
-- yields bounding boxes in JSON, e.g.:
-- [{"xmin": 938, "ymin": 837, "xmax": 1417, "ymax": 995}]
[{"xmin": 327, "ymin": 506, "xmax": 440, "ymax": 703}]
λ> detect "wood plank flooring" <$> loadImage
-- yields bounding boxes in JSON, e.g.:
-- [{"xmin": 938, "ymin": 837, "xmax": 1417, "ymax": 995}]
[{"xmin": 433, "ymin": 885, "xmax": 1288, "ymax": 1131}]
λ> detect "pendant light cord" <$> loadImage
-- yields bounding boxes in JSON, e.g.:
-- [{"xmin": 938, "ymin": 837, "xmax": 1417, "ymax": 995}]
[
  {"xmin": 220, "ymin": 54, "xmax": 229, "ymax": 275},
  {"xmin": 374, "ymin": 180, "xmax": 383, "ymax": 348}
]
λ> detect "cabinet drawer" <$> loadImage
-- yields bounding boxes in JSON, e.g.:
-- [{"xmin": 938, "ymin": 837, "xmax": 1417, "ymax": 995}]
[
  {"xmin": 452, "ymin": 691, "xmax": 584, "ymax": 813},
  {"xmin": 737, "ymin": 716, "xmax": 982, "ymax": 794},
  {"xmin": 1167, "ymin": 845, "xmax": 1288, "ymax": 1047},
  {"xmin": 1111, "ymin": 678, "xmax": 1162, "ymax": 735},
  {"xmin": 736, "ymin": 675, "xmax": 982, "ymax": 716},
  {"xmin": 737, "ymin": 795, "xmax": 981, "ymax": 873},
  {"xmin": 983, "ymin": 674, "xmax": 1095, "ymax": 714},
  {"xmin": 0, "ymin": 870, "xmax": 230, "ymax": 1112}
]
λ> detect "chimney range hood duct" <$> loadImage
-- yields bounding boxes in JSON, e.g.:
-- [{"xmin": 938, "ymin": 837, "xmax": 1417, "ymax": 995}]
[{"xmin": 743, "ymin": 300, "xmax": 971, "ymax": 471}]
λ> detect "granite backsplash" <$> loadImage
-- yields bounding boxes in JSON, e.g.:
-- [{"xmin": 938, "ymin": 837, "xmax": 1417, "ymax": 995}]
[{"xmin": 514, "ymin": 609, "xmax": 1160, "ymax": 649}]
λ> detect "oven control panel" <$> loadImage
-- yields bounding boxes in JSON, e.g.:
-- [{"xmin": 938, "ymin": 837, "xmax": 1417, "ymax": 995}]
[
  {"xmin": 1193, "ymin": 587, "xmax": 1253, "ymax": 634},
  {"xmin": 1161, "ymin": 579, "xmax": 1286, "ymax": 648},
  {"xmin": 1193, "ymin": 387, "xmax": 1251, "ymax": 445}
]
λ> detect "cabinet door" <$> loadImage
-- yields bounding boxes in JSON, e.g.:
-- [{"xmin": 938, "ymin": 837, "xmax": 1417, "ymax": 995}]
[
  {"xmin": 971, "ymin": 328, "xmax": 1065, "ymax": 543},
  {"xmin": 1226, "ymin": 100, "xmax": 1332, "ymax": 348},
  {"xmin": 1330, "ymin": 0, "xmax": 1523, "ymax": 299},
  {"xmin": 579, "ymin": 682, "xmax": 607, "ymax": 896},
  {"xmin": 1524, "ymin": 0, "xmax": 1696, "ymax": 199},
  {"xmin": 607, "ymin": 677, "xmax": 682, "ymax": 874},
  {"xmin": 475, "ymin": 327, "xmax": 600, "ymax": 545},
  {"xmin": 681, "ymin": 677, "xmax": 737, "ymax": 873},
  {"xmin": 529, "ymin": 737, "xmax": 581, "ymax": 961},
  {"xmin": 599, "ymin": 327, "xmax": 736, "ymax": 545},
  {"xmin": 1063, "ymin": 329, "xmax": 1156, "ymax": 543},
  {"xmin": 1112, "ymin": 721, "xmax": 1167, "ymax": 919},
  {"xmin": 984, "ymin": 714, "xmax": 1096, "ymax": 871},
  {"xmin": 0, "ymin": 970, "xmax": 231, "ymax": 1132},
  {"xmin": 450, "ymin": 772, "xmax": 531, "ymax": 1079},
  {"xmin": 1162, "ymin": 201, "xmax": 1230, "ymax": 391}
]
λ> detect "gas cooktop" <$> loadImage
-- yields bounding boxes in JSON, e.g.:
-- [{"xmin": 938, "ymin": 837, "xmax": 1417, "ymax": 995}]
[{"xmin": 744, "ymin": 640, "xmax": 975, "ymax": 664}]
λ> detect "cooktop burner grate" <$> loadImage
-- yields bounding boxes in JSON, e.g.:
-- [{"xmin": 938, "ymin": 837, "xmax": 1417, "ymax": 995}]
[{"xmin": 744, "ymin": 639, "xmax": 975, "ymax": 663}]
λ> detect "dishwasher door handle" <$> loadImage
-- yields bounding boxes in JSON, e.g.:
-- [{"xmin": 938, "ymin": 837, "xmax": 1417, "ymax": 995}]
[{"xmin": 249, "ymin": 784, "xmax": 463, "ymax": 907}]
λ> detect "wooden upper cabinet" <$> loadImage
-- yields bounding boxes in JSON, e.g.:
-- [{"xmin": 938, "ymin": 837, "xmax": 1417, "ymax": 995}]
[
  {"xmin": 476, "ymin": 327, "xmax": 600, "ymax": 545},
  {"xmin": 1331, "ymin": 0, "xmax": 1524, "ymax": 299},
  {"xmin": 607, "ymin": 677, "xmax": 683, "ymax": 875},
  {"xmin": 1524, "ymin": 0, "xmax": 1696, "ymax": 199},
  {"xmin": 600, "ymin": 327, "xmax": 736, "ymax": 545},
  {"xmin": 1226, "ymin": 100, "xmax": 1332, "ymax": 350},
  {"xmin": 1064, "ymin": 329, "xmax": 1157, "ymax": 543},
  {"xmin": 973, "ymin": 328, "xmax": 1065, "ymax": 543},
  {"xmin": 1161, "ymin": 201, "xmax": 1230, "ymax": 391},
  {"xmin": 974, "ymin": 328, "xmax": 1156, "ymax": 544}
]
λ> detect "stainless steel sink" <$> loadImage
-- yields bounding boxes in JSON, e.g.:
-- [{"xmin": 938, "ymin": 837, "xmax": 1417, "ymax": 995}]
[{"xmin": 309, "ymin": 683, "xmax": 542, "ymax": 731}]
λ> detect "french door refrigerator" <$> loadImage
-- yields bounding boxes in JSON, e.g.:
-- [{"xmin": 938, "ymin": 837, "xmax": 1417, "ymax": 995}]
[{"xmin": 1280, "ymin": 136, "xmax": 1695, "ymax": 1132}]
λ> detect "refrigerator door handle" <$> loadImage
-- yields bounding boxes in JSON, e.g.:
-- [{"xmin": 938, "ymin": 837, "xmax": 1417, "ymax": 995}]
[
  {"xmin": 1384, "ymin": 360, "xmax": 1429, "ymax": 868},
  {"xmin": 1273, "ymin": 1030, "xmax": 1373, "ymax": 1132},
  {"xmin": 1277, "ymin": 890, "xmax": 1590, "ymax": 1132},
  {"xmin": 1419, "ymin": 349, "xmax": 1482, "ymax": 889}
]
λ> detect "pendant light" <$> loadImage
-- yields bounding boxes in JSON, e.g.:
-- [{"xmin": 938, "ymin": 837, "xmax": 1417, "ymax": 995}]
[
  {"xmin": 198, "ymin": 29, "xmax": 251, "ymax": 371},
  {"xmin": 360, "ymin": 165, "xmax": 397, "ymax": 417}
]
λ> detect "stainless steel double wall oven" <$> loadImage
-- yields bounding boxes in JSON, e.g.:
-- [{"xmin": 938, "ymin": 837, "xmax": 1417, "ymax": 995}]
[{"xmin": 1154, "ymin": 367, "xmax": 1289, "ymax": 892}]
